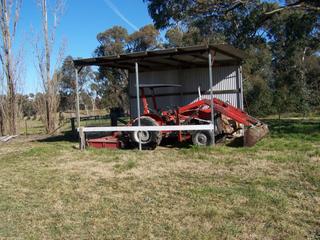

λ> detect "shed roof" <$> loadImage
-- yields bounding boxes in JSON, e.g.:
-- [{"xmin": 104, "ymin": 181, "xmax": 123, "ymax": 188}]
[{"xmin": 73, "ymin": 44, "xmax": 245, "ymax": 72}]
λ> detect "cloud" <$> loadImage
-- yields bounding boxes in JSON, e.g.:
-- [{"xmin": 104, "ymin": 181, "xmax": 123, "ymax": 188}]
[{"xmin": 103, "ymin": 0, "xmax": 139, "ymax": 31}]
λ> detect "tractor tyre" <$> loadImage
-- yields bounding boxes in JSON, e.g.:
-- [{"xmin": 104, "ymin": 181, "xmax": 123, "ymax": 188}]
[
  {"xmin": 130, "ymin": 116, "xmax": 162, "ymax": 150},
  {"xmin": 192, "ymin": 130, "xmax": 214, "ymax": 146}
]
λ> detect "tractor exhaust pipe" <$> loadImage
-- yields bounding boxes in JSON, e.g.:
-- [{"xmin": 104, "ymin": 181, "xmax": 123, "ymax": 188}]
[{"xmin": 244, "ymin": 123, "xmax": 269, "ymax": 147}]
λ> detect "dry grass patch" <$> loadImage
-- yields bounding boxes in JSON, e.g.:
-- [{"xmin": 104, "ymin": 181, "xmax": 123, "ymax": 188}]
[{"xmin": 0, "ymin": 119, "xmax": 319, "ymax": 239}]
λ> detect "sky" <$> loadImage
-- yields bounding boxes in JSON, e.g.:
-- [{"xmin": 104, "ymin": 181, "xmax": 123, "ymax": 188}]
[{"xmin": 14, "ymin": 0, "xmax": 154, "ymax": 94}]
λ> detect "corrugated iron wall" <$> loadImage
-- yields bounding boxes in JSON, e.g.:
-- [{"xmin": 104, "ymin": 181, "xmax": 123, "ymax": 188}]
[{"xmin": 129, "ymin": 66, "xmax": 243, "ymax": 117}]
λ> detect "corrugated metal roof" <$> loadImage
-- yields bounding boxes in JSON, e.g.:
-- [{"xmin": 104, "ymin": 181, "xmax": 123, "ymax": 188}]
[{"xmin": 73, "ymin": 44, "xmax": 245, "ymax": 71}]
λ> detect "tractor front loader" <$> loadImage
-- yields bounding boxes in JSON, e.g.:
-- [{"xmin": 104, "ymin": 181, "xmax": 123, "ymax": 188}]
[
  {"xmin": 171, "ymin": 97, "xmax": 269, "ymax": 147},
  {"xmin": 87, "ymin": 84, "xmax": 269, "ymax": 149},
  {"xmin": 127, "ymin": 85, "xmax": 269, "ymax": 149}
]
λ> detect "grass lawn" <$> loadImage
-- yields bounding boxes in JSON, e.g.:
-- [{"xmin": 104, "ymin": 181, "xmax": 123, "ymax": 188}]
[{"xmin": 0, "ymin": 119, "xmax": 319, "ymax": 239}]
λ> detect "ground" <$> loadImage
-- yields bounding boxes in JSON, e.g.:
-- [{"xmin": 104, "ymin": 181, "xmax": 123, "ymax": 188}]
[{"xmin": 0, "ymin": 119, "xmax": 319, "ymax": 239}]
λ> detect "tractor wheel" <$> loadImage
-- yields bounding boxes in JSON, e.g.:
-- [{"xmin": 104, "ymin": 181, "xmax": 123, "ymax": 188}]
[
  {"xmin": 130, "ymin": 116, "xmax": 162, "ymax": 150},
  {"xmin": 192, "ymin": 130, "xmax": 214, "ymax": 146}
]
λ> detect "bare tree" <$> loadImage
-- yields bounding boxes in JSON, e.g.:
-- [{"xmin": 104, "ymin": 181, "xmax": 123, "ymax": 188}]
[
  {"xmin": 35, "ymin": 0, "xmax": 65, "ymax": 133},
  {"xmin": 0, "ymin": 0, "xmax": 22, "ymax": 135}
]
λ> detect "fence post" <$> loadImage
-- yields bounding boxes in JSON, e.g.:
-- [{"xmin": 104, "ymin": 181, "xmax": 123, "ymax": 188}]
[
  {"xmin": 25, "ymin": 120, "xmax": 28, "ymax": 136},
  {"xmin": 79, "ymin": 127, "xmax": 85, "ymax": 150}
]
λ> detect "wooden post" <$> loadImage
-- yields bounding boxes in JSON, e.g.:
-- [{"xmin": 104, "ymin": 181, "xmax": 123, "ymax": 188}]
[
  {"xmin": 25, "ymin": 120, "xmax": 28, "ymax": 136},
  {"xmin": 75, "ymin": 68, "xmax": 81, "ymax": 130},
  {"xmin": 79, "ymin": 127, "xmax": 85, "ymax": 150},
  {"xmin": 75, "ymin": 67, "xmax": 83, "ymax": 149},
  {"xmin": 70, "ymin": 118, "xmax": 76, "ymax": 137}
]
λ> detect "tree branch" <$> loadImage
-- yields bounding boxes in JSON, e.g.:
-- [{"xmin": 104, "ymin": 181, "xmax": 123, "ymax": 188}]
[
  {"xmin": 12, "ymin": 0, "xmax": 22, "ymax": 41},
  {"xmin": 264, "ymin": 0, "xmax": 319, "ymax": 16}
]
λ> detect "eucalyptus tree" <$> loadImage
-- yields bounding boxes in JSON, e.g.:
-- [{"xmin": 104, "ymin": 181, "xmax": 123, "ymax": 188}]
[
  {"xmin": 144, "ymin": 0, "xmax": 320, "ymax": 116},
  {"xmin": 58, "ymin": 56, "xmax": 96, "ymax": 112},
  {"xmin": 94, "ymin": 24, "xmax": 160, "ymax": 111},
  {"xmin": 94, "ymin": 26, "xmax": 129, "ymax": 110}
]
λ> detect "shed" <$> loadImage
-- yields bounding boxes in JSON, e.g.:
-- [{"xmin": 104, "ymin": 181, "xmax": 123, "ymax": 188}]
[{"xmin": 74, "ymin": 44, "xmax": 245, "ymax": 118}]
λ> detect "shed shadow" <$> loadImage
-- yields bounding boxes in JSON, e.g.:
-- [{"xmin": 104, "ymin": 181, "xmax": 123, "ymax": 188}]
[{"xmin": 35, "ymin": 131, "xmax": 78, "ymax": 143}]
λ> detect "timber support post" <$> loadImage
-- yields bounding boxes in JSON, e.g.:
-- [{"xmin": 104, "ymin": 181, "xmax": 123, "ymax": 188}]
[
  {"xmin": 75, "ymin": 66, "xmax": 84, "ymax": 149},
  {"xmin": 79, "ymin": 127, "xmax": 85, "ymax": 150}
]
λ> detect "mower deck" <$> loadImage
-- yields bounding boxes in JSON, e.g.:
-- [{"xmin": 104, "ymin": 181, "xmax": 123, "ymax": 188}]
[{"xmin": 87, "ymin": 135, "xmax": 121, "ymax": 149}]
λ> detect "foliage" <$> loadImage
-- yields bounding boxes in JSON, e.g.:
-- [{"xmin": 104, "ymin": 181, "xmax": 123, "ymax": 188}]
[
  {"xmin": 94, "ymin": 26, "xmax": 129, "ymax": 111},
  {"xmin": 305, "ymin": 55, "xmax": 320, "ymax": 109},
  {"xmin": 127, "ymin": 24, "xmax": 160, "ymax": 52},
  {"xmin": 58, "ymin": 56, "xmax": 96, "ymax": 112},
  {"xmin": 144, "ymin": 0, "xmax": 320, "ymax": 117},
  {"xmin": 17, "ymin": 94, "xmax": 37, "ymax": 117},
  {"xmin": 94, "ymin": 24, "xmax": 160, "ymax": 111}
]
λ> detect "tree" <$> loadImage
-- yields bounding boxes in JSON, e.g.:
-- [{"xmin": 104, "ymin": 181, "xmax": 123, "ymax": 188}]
[
  {"xmin": 268, "ymin": 10, "xmax": 319, "ymax": 115},
  {"xmin": 265, "ymin": 0, "xmax": 320, "ymax": 16},
  {"xmin": 305, "ymin": 55, "xmax": 320, "ymax": 109},
  {"xmin": 144, "ymin": 1, "xmax": 319, "ymax": 31},
  {"xmin": 127, "ymin": 24, "xmax": 160, "ymax": 52},
  {"xmin": 58, "ymin": 56, "xmax": 95, "ymax": 112},
  {"xmin": 0, "ymin": 0, "xmax": 22, "ymax": 135},
  {"xmin": 17, "ymin": 94, "xmax": 37, "ymax": 117},
  {"xmin": 242, "ymin": 44, "xmax": 274, "ymax": 116},
  {"xmin": 94, "ymin": 25, "xmax": 162, "ymax": 111},
  {"xmin": 35, "ymin": 0, "xmax": 65, "ymax": 133},
  {"xmin": 144, "ymin": 0, "xmax": 320, "ymax": 116},
  {"xmin": 165, "ymin": 26, "xmax": 216, "ymax": 47},
  {"xmin": 0, "ymin": 72, "xmax": 4, "ymax": 135},
  {"xmin": 94, "ymin": 26, "xmax": 129, "ymax": 111},
  {"xmin": 0, "ymin": 94, "xmax": 5, "ymax": 135},
  {"xmin": 96, "ymin": 26, "xmax": 128, "ymax": 56}
]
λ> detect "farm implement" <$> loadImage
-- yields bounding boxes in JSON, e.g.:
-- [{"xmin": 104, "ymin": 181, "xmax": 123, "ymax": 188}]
[{"xmin": 87, "ymin": 84, "xmax": 268, "ymax": 149}]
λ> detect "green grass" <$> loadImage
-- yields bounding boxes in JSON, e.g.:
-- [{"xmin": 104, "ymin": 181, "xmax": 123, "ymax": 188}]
[{"xmin": 0, "ymin": 119, "xmax": 319, "ymax": 239}]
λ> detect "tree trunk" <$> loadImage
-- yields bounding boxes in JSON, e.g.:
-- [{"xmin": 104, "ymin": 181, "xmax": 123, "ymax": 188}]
[
  {"xmin": 1, "ymin": 0, "xmax": 18, "ymax": 135},
  {"xmin": 7, "ymin": 79, "xmax": 17, "ymax": 134},
  {"xmin": 41, "ymin": 0, "xmax": 57, "ymax": 133},
  {"xmin": 0, "ymin": 105, "xmax": 4, "ymax": 136},
  {"xmin": 91, "ymin": 98, "xmax": 96, "ymax": 115}
]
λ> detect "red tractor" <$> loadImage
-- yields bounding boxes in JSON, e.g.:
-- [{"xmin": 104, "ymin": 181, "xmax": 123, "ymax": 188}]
[
  {"xmin": 88, "ymin": 84, "xmax": 268, "ymax": 149},
  {"xmin": 129, "ymin": 84, "xmax": 268, "ymax": 149}
]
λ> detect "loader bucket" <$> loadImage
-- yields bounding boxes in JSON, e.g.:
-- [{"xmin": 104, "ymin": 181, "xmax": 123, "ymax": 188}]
[{"xmin": 244, "ymin": 124, "xmax": 269, "ymax": 147}]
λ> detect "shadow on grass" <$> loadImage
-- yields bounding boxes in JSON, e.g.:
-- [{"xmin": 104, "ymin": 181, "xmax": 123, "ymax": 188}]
[
  {"xmin": 35, "ymin": 119, "xmax": 320, "ymax": 148},
  {"xmin": 226, "ymin": 137, "xmax": 244, "ymax": 148},
  {"xmin": 36, "ymin": 131, "xmax": 79, "ymax": 143},
  {"xmin": 160, "ymin": 137, "xmax": 194, "ymax": 149}
]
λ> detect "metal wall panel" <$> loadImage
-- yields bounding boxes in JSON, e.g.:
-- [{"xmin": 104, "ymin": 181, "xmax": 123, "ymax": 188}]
[{"xmin": 129, "ymin": 66, "xmax": 242, "ymax": 117}]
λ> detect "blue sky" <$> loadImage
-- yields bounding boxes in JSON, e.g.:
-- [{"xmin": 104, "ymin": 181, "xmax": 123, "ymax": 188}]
[{"xmin": 15, "ymin": 0, "xmax": 154, "ymax": 94}]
